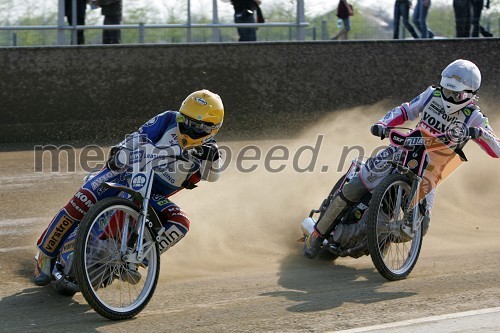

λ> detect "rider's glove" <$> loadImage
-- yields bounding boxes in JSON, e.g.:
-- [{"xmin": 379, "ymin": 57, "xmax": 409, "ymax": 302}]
[
  {"xmin": 190, "ymin": 142, "xmax": 220, "ymax": 162},
  {"xmin": 468, "ymin": 127, "xmax": 483, "ymax": 139},
  {"xmin": 106, "ymin": 147, "xmax": 127, "ymax": 171},
  {"xmin": 371, "ymin": 124, "xmax": 387, "ymax": 140}
]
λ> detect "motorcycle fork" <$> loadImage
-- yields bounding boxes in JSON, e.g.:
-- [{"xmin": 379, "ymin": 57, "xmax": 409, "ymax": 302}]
[
  {"xmin": 402, "ymin": 176, "xmax": 423, "ymax": 237},
  {"xmin": 122, "ymin": 169, "xmax": 155, "ymax": 264}
]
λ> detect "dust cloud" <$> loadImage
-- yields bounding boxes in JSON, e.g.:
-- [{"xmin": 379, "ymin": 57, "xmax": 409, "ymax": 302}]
[
  {"xmin": 161, "ymin": 101, "xmax": 500, "ymax": 280},
  {"xmin": 2, "ymin": 102, "xmax": 498, "ymax": 281}
]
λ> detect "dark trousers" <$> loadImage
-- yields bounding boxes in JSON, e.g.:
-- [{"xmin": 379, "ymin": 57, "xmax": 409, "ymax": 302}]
[
  {"xmin": 412, "ymin": 0, "xmax": 434, "ymax": 38},
  {"xmin": 393, "ymin": 1, "xmax": 419, "ymax": 39},
  {"xmin": 65, "ymin": 0, "xmax": 86, "ymax": 45},
  {"xmin": 453, "ymin": 0, "xmax": 471, "ymax": 37},
  {"xmin": 234, "ymin": 12, "xmax": 257, "ymax": 42},
  {"xmin": 103, "ymin": 15, "xmax": 122, "ymax": 44},
  {"xmin": 470, "ymin": 0, "xmax": 483, "ymax": 37}
]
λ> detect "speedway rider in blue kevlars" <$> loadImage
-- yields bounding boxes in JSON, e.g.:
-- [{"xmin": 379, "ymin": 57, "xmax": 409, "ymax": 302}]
[
  {"xmin": 304, "ymin": 59, "xmax": 500, "ymax": 259},
  {"xmin": 34, "ymin": 89, "xmax": 224, "ymax": 286}
]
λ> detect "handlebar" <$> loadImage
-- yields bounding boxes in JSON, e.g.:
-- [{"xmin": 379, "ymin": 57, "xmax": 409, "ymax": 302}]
[
  {"xmin": 109, "ymin": 143, "xmax": 197, "ymax": 173},
  {"xmin": 372, "ymin": 125, "xmax": 478, "ymax": 148}
]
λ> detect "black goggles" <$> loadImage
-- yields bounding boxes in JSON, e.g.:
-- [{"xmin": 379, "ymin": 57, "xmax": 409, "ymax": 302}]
[
  {"xmin": 442, "ymin": 88, "xmax": 474, "ymax": 103},
  {"xmin": 176, "ymin": 114, "xmax": 220, "ymax": 136}
]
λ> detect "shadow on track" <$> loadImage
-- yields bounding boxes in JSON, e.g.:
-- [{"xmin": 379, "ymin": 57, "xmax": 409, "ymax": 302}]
[
  {"xmin": 0, "ymin": 257, "xmax": 111, "ymax": 332},
  {"xmin": 262, "ymin": 253, "xmax": 416, "ymax": 313}
]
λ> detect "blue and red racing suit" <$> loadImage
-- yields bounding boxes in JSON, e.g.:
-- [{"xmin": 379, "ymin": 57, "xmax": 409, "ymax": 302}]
[{"xmin": 37, "ymin": 111, "xmax": 222, "ymax": 257}]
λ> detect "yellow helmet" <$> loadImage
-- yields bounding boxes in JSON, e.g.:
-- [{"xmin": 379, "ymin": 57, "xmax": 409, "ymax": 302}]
[{"xmin": 177, "ymin": 90, "xmax": 224, "ymax": 148}]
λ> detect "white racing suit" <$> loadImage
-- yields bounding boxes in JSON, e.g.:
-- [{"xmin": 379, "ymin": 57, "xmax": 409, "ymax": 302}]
[{"xmin": 315, "ymin": 86, "xmax": 500, "ymax": 236}]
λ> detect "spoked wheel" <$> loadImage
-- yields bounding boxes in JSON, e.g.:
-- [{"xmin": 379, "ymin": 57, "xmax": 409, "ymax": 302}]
[
  {"xmin": 74, "ymin": 197, "xmax": 160, "ymax": 320},
  {"xmin": 367, "ymin": 174, "xmax": 423, "ymax": 281}
]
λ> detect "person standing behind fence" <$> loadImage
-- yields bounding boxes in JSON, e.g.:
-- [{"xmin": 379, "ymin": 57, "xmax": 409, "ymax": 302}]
[
  {"xmin": 393, "ymin": 0, "xmax": 419, "ymax": 39},
  {"xmin": 453, "ymin": 0, "xmax": 471, "ymax": 37},
  {"xmin": 332, "ymin": 0, "xmax": 354, "ymax": 40},
  {"xmin": 230, "ymin": 0, "xmax": 264, "ymax": 42},
  {"xmin": 65, "ymin": 0, "xmax": 87, "ymax": 45},
  {"xmin": 93, "ymin": 0, "xmax": 123, "ymax": 44},
  {"xmin": 470, "ymin": 0, "xmax": 489, "ymax": 37},
  {"xmin": 479, "ymin": 0, "xmax": 493, "ymax": 37},
  {"xmin": 412, "ymin": 0, "xmax": 434, "ymax": 38}
]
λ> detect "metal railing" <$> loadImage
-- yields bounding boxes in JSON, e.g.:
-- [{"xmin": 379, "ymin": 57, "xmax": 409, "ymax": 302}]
[
  {"xmin": 0, "ymin": 0, "xmax": 497, "ymax": 47},
  {"xmin": 0, "ymin": 0, "xmax": 309, "ymax": 46},
  {"xmin": 0, "ymin": 22, "xmax": 310, "ymax": 46}
]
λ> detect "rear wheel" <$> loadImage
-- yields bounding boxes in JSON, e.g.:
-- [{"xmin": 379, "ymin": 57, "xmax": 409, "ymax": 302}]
[
  {"xmin": 74, "ymin": 197, "xmax": 160, "ymax": 320},
  {"xmin": 367, "ymin": 174, "xmax": 422, "ymax": 281}
]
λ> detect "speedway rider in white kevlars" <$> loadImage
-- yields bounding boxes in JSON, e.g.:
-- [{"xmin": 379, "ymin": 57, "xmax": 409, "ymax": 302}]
[
  {"xmin": 34, "ymin": 89, "xmax": 224, "ymax": 286},
  {"xmin": 304, "ymin": 59, "xmax": 500, "ymax": 259}
]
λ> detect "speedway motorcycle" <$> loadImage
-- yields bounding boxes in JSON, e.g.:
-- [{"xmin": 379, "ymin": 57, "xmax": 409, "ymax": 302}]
[
  {"xmin": 50, "ymin": 139, "xmax": 198, "ymax": 320},
  {"xmin": 300, "ymin": 126, "xmax": 477, "ymax": 280}
]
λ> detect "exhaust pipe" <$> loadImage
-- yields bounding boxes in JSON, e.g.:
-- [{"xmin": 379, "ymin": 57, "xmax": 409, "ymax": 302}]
[
  {"xmin": 300, "ymin": 217, "xmax": 329, "ymax": 247},
  {"xmin": 301, "ymin": 217, "xmax": 316, "ymax": 237}
]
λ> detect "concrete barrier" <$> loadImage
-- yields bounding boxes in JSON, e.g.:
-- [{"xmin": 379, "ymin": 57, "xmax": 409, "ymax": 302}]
[{"xmin": 0, "ymin": 39, "xmax": 498, "ymax": 145}]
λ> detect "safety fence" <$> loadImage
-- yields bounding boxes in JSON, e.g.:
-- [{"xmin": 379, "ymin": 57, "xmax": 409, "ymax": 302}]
[{"xmin": 1, "ymin": 17, "xmax": 498, "ymax": 47}]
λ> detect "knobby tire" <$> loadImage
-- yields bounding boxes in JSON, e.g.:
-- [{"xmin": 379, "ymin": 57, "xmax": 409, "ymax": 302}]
[
  {"xmin": 74, "ymin": 197, "xmax": 160, "ymax": 320},
  {"xmin": 367, "ymin": 174, "xmax": 423, "ymax": 281}
]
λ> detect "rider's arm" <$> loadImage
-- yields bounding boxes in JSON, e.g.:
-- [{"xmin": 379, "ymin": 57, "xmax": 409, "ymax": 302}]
[
  {"xmin": 111, "ymin": 112, "xmax": 174, "ymax": 150},
  {"xmin": 376, "ymin": 86, "xmax": 434, "ymax": 127},
  {"xmin": 137, "ymin": 111, "xmax": 174, "ymax": 144},
  {"xmin": 468, "ymin": 111, "xmax": 500, "ymax": 158},
  {"xmin": 107, "ymin": 112, "xmax": 176, "ymax": 170}
]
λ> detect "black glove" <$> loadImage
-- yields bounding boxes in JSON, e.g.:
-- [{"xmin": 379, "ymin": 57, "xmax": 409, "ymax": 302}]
[
  {"xmin": 468, "ymin": 127, "xmax": 483, "ymax": 139},
  {"xmin": 371, "ymin": 124, "xmax": 387, "ymax": 140},
  {"xmin": 106, "ymin": 147, "xmax": 127, "ymax": 171},
  {"xmin": 190, "ymin": 142, "xmax": 219, "ymax": 162}
]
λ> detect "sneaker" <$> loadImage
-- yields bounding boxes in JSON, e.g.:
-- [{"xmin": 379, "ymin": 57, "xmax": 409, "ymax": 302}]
[
  {"xmin": 33, "ymin": 251, "xmax": 52, "ymax": 286},
  {"xmin": 480, "ymin": 27, "xmax": 493, "ymax": 38},
  {"xmin": 303, "ymin": 229, "xmax": 324, "ymax": 259},
  {"xmin": 117, "ymin": 264, "xmax": 142, "ymax": 285}
]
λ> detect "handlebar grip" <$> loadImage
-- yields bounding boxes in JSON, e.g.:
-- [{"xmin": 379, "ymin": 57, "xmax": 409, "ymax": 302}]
[
  {"xmin": 468, "ymin": 127, "xmax": 482, "ymax": 139},
  {"xmin": 371, "ymin": 124, "xmax": 387, "ymax": 140}
]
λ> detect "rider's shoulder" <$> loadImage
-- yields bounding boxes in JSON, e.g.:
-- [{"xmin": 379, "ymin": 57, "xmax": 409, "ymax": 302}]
[
  {"xmin": 157, "ymin": 110, "xmax": 177, "ymax": 119},
  {"xmin": 418, "ymin": 85, "xmax": 439, "ymax": 99},
  {"xmin": 429, "ymin": 85, "xmax": 441, "ymax": 96},
  {"xmin": 462, "ymin": 103, "xmax": 482, "ymax": 117},
  {"xmin": 146, "ymin": 111, "xmax": 177, "ymax": 125}
]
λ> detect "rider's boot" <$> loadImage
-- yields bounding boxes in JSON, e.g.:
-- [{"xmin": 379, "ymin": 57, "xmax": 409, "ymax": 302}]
[
  {"xmin": 303, "ymin": 194, "xmax": 350, "ymax": 259},
  {"xmin": 421, "ymin": 205, "xmax": 432, "ymax": 236},
  {"xmin": 422, "ymin": 215, "xmax": 431, "ymax": 236},
  {"xmin": 118, "ymin": 264, "xmax": 142, "ymax": 285},
  {"xmin": 33, "ymin": 251, "xmax": 53, "ymax": 286},
  {"xmin": 303, "ymin": 228, "xmax": 325, "ymax": 259}
]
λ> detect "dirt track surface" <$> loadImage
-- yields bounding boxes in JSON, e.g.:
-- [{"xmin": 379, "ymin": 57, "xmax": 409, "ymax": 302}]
[{"xmin": 1, "ymin": 105, "xmax": 500, "ymax": 333}]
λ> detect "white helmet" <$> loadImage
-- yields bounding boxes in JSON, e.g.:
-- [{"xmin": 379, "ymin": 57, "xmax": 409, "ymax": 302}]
[{"xmin": 440, "ymin": 59, "xmax": 481, "ymax": 114}]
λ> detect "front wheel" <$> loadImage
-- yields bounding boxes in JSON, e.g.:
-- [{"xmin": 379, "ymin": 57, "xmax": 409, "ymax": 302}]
[
  {"xmin": 74, "ymin": 197, "xmax": 160, "ymax": 320},
  {"xmin": 367, "ymin": 174, "xmax": 422, "ymax": 281}
]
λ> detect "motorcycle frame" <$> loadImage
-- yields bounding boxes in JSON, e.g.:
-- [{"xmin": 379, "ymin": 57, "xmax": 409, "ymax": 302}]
[{"xmin": 100, "ymin": 142, "xmax": 181, "ymax": 266}]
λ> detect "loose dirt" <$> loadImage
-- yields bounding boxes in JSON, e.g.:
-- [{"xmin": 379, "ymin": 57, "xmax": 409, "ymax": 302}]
[{"xmin": 1, "ymin": 104, "xmax": 499, "ymax": 332}]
